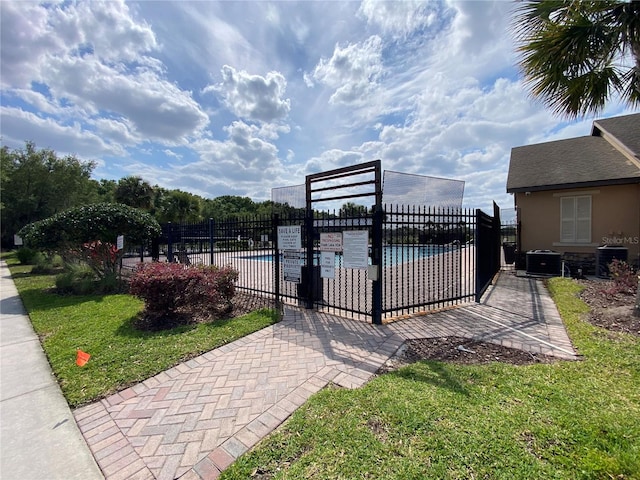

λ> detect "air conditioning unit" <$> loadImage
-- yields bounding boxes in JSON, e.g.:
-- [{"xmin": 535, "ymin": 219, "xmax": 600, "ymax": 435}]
[
  {"xmin": 596, "ymin": 246, "xmax": 628, "ymax": 278},
  {"xmin": 526, "ymin": 250, "xmax": 561, "ymax": 276}
]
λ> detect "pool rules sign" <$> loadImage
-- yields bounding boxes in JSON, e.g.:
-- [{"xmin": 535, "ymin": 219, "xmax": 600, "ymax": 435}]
[{"xmin": 278, "ymin": 225, "xmax": 302, "ymax": 283}]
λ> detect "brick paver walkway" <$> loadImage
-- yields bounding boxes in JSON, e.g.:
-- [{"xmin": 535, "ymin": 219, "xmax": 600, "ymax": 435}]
[{"xmin": 74, "ymin": 271, "xmax": 577, "ymax": 480}]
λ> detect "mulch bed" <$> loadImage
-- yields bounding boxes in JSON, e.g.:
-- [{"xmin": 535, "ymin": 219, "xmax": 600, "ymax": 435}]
[
  {"xmin": 378, "ymin": 277, "xmax": 638, "ymax": 372},
  {"xmin": 577, "ymin": 279, "xmax": 640, "ymax": 336}
]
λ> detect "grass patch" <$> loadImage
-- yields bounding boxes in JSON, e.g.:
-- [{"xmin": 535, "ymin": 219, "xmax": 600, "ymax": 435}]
[
  {"xmin": 222, "ymin": 277, "xmax": 640, "ymax": 479},
  {"xmin": 6, "ymin": 255, "xmax": 279, "ymax": 407}
]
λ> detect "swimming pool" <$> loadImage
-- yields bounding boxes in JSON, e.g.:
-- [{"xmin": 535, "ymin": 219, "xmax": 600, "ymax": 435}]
[{"xmin": 239, "ymin": 244, "xmax": 452, "ymax": 267}]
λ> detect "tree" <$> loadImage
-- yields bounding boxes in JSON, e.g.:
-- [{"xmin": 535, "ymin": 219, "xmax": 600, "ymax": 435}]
[
  {"xmin": 512, "ymin": 0, "xmax": 640, "ymax": 118},
  {"xmin": 202, "ymin": 195, "xmax": 257, "ymax": 220},
  {"xmin": 0, "ymin": 142, "xmax": 97, "ymax": 247},
  {"xmin": 154, "ymin": 188, "xmax": 202, "ymax": 223},
  {"xmin": 93, "ymin": 179, "xmax": 117, "ymax": 203},
  {"xmin": 18, "ymin": 203, "xmax": 161, "ymax": 279},
  {"xmin": 339, "ymin": 202, "xmax": 369, "ymax": 217},
  {"xmin": 114, "ymin": 176, "xmax": 154, "ymax": 210}
]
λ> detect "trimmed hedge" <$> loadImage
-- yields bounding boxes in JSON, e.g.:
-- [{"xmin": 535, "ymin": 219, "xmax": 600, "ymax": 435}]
[{"xmin": 129, "ymin": 262, "xmax": 239, "ymax": 324}]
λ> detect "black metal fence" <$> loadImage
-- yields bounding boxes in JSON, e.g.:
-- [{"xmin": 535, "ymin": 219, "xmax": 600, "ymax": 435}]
[
  {"xmin": 126, "ymin": 204, "xmax": 501, "ymax": 323},
  {"xmin": 382, "ymin": 205, "xmax": 477, "ymax": 317}
]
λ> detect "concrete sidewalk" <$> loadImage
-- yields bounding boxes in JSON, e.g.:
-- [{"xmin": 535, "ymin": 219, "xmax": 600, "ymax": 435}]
[{"xmin": 0, "ymin": 260, "xmax": 104, "ymax": 480}]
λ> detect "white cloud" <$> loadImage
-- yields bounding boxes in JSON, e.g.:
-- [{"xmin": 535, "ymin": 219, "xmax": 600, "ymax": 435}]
[
  {"xmin": 205, "ymin": 65, "xmax": 291, "ymax": 123},
  {"xmin": 0, "ymin": 106, "xmax": 123, "ymax": 157},
  {"xmin": 94, "ymin": 117, "xmax": 140, "ymax": 146},
  {"xmin": 1, "ymin": 0, "xmax": 207, "ymax": 151},
  {"xmin": 45, "ymin": 55, "xmax": 209, "ymax": 143},
  {"xmin": 357, "ymin": 0, "xmax": 439, "ymax": 37},
  {"xmin": 0, "ymin": 1, "xmax": 157, "ymax": 88},
  {"xmin": 190, "ymin": 121, "xmax": 284, "ymax": 182},
  {"xmin": 305, "ymin": 36, "xmax": 384, "ymax": 107}
]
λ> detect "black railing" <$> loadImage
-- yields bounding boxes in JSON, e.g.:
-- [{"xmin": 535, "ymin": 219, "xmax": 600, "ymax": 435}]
[
  {"xmin": 128, "ymin": 204, "xmax": 501, "ymax": 323},
  {"xmin": 382, "ymin": 205, "xmax": 476, "ymax": 317}
]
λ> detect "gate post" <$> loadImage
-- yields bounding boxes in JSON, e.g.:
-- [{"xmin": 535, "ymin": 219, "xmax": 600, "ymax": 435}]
[
  {"xmin": 273, "ymin": 213, "xmax": 281, "ymax": 310},
  {"xmin": 371, "ymin": 205, "xmax": 383, "ymax": 325},
  {"xmin": 208, "ymin": 218, "xmax": 215, "ymax": 266},
  {"xmin": 475, "ymin": 210, "xmax": 482, "ymax": 303},
  {"xmin": 167, "ymin": 222, "xmax": 174, "ymax": 263},
  {"xmin": 304, "ymin": 208, "xmax": 315, "ymax": 309}
]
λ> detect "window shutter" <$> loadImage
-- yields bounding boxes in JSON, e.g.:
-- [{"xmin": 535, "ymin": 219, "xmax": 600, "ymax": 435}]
[
  {"xmin": 560, "ymin": 197, "xmax": 575, "ymax": 242},
  {"xmin": 560, "ymin": 196, "xmax": 591, "ymax": 243},
  {"xmin": 575, "ymin": 196, "xmax": 591, "ymax": 242}
]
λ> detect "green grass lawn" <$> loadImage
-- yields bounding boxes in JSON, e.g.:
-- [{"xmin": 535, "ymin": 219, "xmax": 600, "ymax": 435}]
[
  {"xmin": 221, "ymin": 278, "xmax": 640, "ymax": 480},
  {"xmin": 5, "ymin": 257, "xmax": 279, "ymax": 408}
]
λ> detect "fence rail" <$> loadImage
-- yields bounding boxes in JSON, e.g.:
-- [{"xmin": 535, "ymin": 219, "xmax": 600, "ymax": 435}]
[{"xmin": 126, "ymin": 204, "xmax": 501, "ymax": 323}]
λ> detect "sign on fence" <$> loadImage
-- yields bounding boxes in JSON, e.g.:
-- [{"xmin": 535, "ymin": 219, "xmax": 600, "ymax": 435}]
[
  {"xmin": 320, "ymin": 232, "xmax": 342, "ymax": 252},
  {"xmin": 277, "ymin": 225, "xmax": 301, "ymax": 250},
  {"xmin": 283, "ymin": 251, "xmax": 303, "ymax": 283},
  {"xmin": 343, "ymin": 230, "xmax": 369, "ymax": 269},
  {"xmin": 320, "ymin": 251, "xmax": 335, "ymax": 278}
]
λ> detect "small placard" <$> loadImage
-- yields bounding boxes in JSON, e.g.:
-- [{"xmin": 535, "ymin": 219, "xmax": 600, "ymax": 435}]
[
  {"xmin": 320, "ymin": 232, "xmax": 342, "ymax": 252},
  {"xmin": 320, "ymin": 252, "xmax": 335, "ymax": 278},
  {"xmin": 277, "ymin": 225, "xmax": 301, "ymax": 250},
  {"xmin": 343, "ymin": 230, "xmax": 369, "ymax": 269},
  {"xmin": 116, "ymin": 235, "xmax": 124, "ymax": 250},
  {"xmin": 13, "ymin": 235, "xmax": 23, "ymax": 246},
  {"xmin": 283, "ymin": 251, "xmax": 303, "ymax": 283}
]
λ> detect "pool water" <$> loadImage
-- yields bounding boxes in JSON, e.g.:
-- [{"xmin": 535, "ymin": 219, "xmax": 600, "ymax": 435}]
[{"xmin": 240, "ymin": 244, "xmax": 452, "ymax": 267}]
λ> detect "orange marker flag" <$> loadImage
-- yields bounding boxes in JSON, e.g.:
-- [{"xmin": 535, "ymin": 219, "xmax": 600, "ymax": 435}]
[{"xmin": 76, "ymin": 349, "xmax": 91, "ymax": 367}]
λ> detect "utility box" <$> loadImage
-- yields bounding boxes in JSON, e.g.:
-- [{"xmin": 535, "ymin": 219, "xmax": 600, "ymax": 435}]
[
  {"xmin": 526, "ymin": 250, "xmax": 561, "ymax": 276},
  {"xmin": 297, "ymin": 265, "xmax": 323, "ymax": 302},
  {"xmin": 596, "ymin": 246, "xmax": 628, "ymax": 278}
]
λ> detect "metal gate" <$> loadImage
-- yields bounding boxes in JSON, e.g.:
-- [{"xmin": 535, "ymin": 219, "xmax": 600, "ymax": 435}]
[
  {"xmin": 299, "ymin": 160, "xmax": 383, "ymax": 323},
  {"xmin": 137, "ymin": 163, "xmax": 502, "ymax": 324}
]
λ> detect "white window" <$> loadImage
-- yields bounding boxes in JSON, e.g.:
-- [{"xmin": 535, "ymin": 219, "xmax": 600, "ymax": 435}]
[{"xmin": 560, "ymin": 196, "xmax": 591, "ymax": 243}]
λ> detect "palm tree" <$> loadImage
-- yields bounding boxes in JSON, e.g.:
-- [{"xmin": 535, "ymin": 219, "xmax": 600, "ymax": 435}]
[{"xmin": 512, "ymin": 0, "xmax": 640, "ymax": 118}]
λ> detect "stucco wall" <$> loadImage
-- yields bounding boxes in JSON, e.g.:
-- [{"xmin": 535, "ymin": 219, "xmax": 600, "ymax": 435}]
[{"xmin": 514, "ymin": 183, "xmax": 640, "ymax": 266}]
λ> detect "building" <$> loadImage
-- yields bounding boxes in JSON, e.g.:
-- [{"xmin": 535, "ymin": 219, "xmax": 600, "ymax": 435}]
[{"xmin": 506, "ymin": 113, "xmax": 640, "ymax": 275}]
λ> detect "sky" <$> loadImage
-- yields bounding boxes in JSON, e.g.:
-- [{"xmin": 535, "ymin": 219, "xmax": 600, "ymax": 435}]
[{"xmin": 1, "ymin": 0, "xmax": 637, "ymax": 217}]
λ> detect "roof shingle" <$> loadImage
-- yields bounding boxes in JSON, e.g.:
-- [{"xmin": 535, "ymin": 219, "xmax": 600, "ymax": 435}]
[{"xmin": 506, "ymin": 113, "xmax": 640, "ymax": 193}]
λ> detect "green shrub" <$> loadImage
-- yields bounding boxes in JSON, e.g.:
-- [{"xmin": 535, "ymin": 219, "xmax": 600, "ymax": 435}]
[
  {"xmin": 55, "ymin": 262, "xmax": 96, "ymax": 294},
  {"xmin": 31, "ymin": 253, "xmax": 64, "ymax": 274},
  {"xmin": 18, "ymin": 203, "xmax": 161, "ymax": 280},
  {"xmin": 16, "ymin": 247, "xmax": 37, "ymax": 265}
]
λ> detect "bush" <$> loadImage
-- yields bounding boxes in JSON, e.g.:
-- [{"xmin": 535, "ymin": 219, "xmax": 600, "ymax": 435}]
[
  {"xmin": 16, "ymin": 247, "xmax": 37, "ymax": 265},
  {"xmin": 606, "ymin": 259, "xmax": 638, "ymax": 295},
  {"xmin": 129, "ymin": 263, "xmax": 239, "ymax": 326},
  {"xmin": 55, "ymin": 262, "xmax": 97, "ymax": 295},
  {"xmin": 31, "ymin": 253, "xmax": 64, "ymax": 274},
  {"xmin": 18, "ymin": 203, "xmax": 161, "ymax": 280}
]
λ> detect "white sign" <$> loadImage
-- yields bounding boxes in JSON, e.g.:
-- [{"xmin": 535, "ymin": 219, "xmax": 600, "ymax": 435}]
[
  {"xmin": 116, "ymin": 235, "xmax": 124, "ymax": 250},
  {"xmin": 320, "ymin": 232, "xmax": 342, "ymax": 252},
  {"xmin": 283, "ymin": 251, "xmax": 303, "ymax": 283},
  {"xmin": 277, "ymin": 225, "xmax": 301, "ymax": 250},
  {"xmin": 343, "ymin": 230, "xmax": 369, "ymax": 269},
  {"xmin": 320, "ymin": 252, "xmax": 335, "ymax": 278},
  {"xmin": 13, "ymin": 235, "xmax": 23, "ymax": 246}
]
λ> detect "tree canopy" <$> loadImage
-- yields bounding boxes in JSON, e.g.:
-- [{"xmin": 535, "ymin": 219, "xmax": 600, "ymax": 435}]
[
  {"xmin": 513, "ymin": 0, "xmax": 640, "ymax": 118},
  {"xmin": 1, "ymin": 142, "xmax": 97, "ymax": 246},
  {"xmin": 18, "ymin": 203, "xmax": 161, "ymax": 250},
  {"xmin": 1, "ymin": 143, "xmax": 327, "ymax": 249},
  {"xmin": 18, "ymin": 203, "xmax": 161, "ymax": 278}
]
